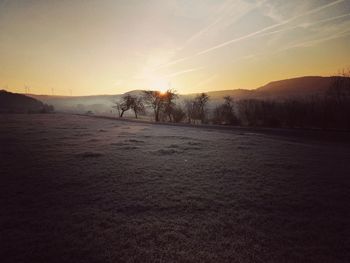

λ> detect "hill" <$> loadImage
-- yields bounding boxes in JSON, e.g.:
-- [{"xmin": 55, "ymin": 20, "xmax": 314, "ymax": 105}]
[
  {"xmin": 0, "ymin": 90, "xmax": 50, "ymax": 113},
  {"xmin": 254, "ymin": 76, "xmax": 335, "ymax": 99}
]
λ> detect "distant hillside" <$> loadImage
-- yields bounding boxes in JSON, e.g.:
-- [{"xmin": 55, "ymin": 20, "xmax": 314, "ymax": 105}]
[
  {"xmin": 254, "ymin": 76, "xmax": 335, "ymax": 99},
  {"xmin": 27, "ymin": 76, "xmax": 341, "ymax": 114},
  {"xmin": 0, "ymin": 90, "xmax": 47, "ymax": 113},
  {"xmin": 185, "ymin": 89, "xmax": 253, "ymax": 101}
]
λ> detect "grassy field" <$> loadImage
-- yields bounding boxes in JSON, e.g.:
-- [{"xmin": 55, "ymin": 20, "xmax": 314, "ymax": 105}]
[{"xmin": 1, "ymin": 113, "xmax": 350, "ymax": 262}]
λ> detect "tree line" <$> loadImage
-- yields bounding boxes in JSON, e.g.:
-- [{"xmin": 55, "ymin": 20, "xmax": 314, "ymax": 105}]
[
  {"xmin": 234, "ymin": 73, "xmax": 350, "ymax": 130},
  {"xmin": 112, "ymin": 72, "xmax": 350, "ymax": 130}
]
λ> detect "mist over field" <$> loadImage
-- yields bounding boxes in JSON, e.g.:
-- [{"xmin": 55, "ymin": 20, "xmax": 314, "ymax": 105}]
[{"xmin": 28, "ymin": 76, "xmax": 335, "ymax": 114}]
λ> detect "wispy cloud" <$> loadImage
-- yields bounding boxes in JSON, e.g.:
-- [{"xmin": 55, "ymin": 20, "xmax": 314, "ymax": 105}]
[
  {"xmin": 152, "ymin": 56, "xmax": 194, "ymax": 71},
  {"xmin": 153, "ymin": 0, "xmax": 346, "ymax": 72},
  {"xmin": 156, "ymin": 0, "xmax": 265, "ymax": 70},
  {"xmin": 300, "ymin": 13, "xmax": 350, "ymax": 28},
  {"xmin": 182, "ymin": 0, "xmax": 235, "ymax": 47},
  {"xmin": 197, "ymin": 0, "xmax": 345, "ymax": 55},
  {"xmin": 182, "ymin": 0, "xmax": 263, "ymax": 47},
  {"xmin": 252, "ymin": 13, "xmax": 350, "ymax": 41},
  {"xmin": 188, "ymin": 11, "xmax": 350, "ymax": 75},
  {"xmin": 278, "ymin": 28, "xmax": 350, "ymax": 52},
  {"xmin": 165, "ymin": 67, "xmax": 203, "ymax": 78}
]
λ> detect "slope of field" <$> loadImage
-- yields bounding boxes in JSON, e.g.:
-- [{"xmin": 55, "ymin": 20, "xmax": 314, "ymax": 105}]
[
  {"xmin": 0, "ymin": 90, "xmax": 44, "ymax": 113},
  {"xmin": 1, "ymin": 114, "xmax": 349, "ymax": 262}
]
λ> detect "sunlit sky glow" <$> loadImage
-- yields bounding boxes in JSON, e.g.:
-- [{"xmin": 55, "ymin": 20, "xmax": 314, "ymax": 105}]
[{"xmin": 1, "ymin": 0, "xmax": 350, "ymax": 95}]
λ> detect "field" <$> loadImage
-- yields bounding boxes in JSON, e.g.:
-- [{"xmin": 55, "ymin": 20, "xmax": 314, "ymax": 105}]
[{"xmin": 1, "ymin": 113, "xmax": 350, "ymax": 263}]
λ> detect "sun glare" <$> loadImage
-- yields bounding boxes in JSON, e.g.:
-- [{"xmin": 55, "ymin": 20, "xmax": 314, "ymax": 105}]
[{"xmin": 151, "ymin": 78, "xmax": 169, "ymax": 94}]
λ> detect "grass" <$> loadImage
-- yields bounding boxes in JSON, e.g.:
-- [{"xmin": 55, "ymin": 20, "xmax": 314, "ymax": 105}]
[{"xmin": 1, "ymin": 113, "xmax": 349, "ymax": 262}]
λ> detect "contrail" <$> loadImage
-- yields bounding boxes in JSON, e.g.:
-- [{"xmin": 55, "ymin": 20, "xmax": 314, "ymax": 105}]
[
  {"xmin": 159, "ymin": 0, "xmax": 265, "ymax": 69},
  {"xmin": 300, "ymin": 13, "xmax": 350, "ymax": 27},
  {"xmin": 253, "ymin": 13, "xmax": 350, "ymax": 40},
  {"xmin": 182, "ymin": 0, "xmax": 268, "ymax": 49},
  {"xmin": 279, "ymin": 29, "xmax": 350, "ymax": 52},
  {"xmin": 152, "ymin": 55, "xmax": 195, "ymax": 71},
  {"xmin": 221, "ymin": 13, "xmax": 350, "ymax": 65},
  {"xmin": 157, "ymin": 0, "xmax": 254, "ymax": 70},
  {"xmin": 165, "ymin": 67, "xmax": 203, "ymax": 79},
  {"xmin": 155, "ymin": 0, "xmax": 346, "ymax": 70},
  {"xmin": 183, "ymin": 0, "xmax": 236, "ymax": 46},
  {"xmin": 197, "ymin": 0, "xmax": 346, "ymax": 55}
]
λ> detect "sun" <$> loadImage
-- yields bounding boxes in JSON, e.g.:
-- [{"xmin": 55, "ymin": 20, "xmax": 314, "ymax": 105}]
[{"xmin": 151, "ymin": 78, "xmax": 169, "ymax": 94}]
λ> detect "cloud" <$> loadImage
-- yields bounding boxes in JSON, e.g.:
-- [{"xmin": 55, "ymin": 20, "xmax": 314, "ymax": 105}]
[
  {"xmin": 192, "ymin": 12, "xmax": 350, "ymax": 70},
  {"xmin": 300, "ymin": 13, "xmax": 350, "ymax": 28},
  {"xmin": 197, "ymin": 0, "xmax": 346, "ymax": 55},
  {"xmin": 153, "ymin": 0, "xmax": 346, "ymax": 71},
  {"xmin": 156, "ymin": 0, "xmax": 266, "ymax": 70},
  {"xmin": 279, "ymin": 28, "xmax": 350, "ymax": 51},
  {"xmin": 251, "ymin": 13, "xmax": 350, "ymax": 40},
  {"xmin": 165, "ymin": 67, "xmax": 203, "ymax": 78},
  {"xmin": 182, "ymin": 0, "xmax": 235, "ymax": 46},
  {"xmin": 182, "ymin": 0, "xmax": 261, "ymax": 47}
]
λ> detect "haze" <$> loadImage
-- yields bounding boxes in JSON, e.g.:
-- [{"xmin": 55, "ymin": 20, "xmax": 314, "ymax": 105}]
[{"xmin": 1, "ymin": 0, "xmax": 350, "ymax": 95}]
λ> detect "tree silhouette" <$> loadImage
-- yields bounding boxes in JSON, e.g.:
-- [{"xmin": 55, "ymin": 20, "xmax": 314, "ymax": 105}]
[
  {"xmin": 184, "ymin": 99, "xmax": 196, "ymax": 123},
  {"xmin": 143, "ymin": 89, "xmax": 178, "ymax": 122},
  {"xmin": 113, "ymin": 94, "xmax": 134, "ymax": 117},
  {"xmin": 130, "ymin": 96, "xmax": 145, "ymax": 119},
  {"xmin": 172, "ymin": 105, "xmax": 186, "ymax": 123},
  {"xmin": 143, "ymin": 90, "xmax": 163, "ymax": 122},
  {"xmin": 213, "ymin": 96, "xmax": 238, "ymax": 125},
  {"xmin": 194, "ymin": 93, "xmax": 210, "ymax": 123},
  {"xmin": 163, "ymin": 89, "xmax": 178, "ymax": 122}
]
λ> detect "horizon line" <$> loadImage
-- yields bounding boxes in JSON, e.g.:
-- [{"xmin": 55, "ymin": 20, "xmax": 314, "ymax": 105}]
[{"xmin": 5, "ymin": 74, "xmax": 342, "ymax": 97}]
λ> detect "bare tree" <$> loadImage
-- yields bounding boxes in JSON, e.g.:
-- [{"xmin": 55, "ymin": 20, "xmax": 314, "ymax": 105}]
[
  {"xmin": 130, "ymin": 96, "xmax": 145, "ymax": 119},
  {"xmin": 112, "ymin": 100, "xmax": 121, "ymax": 117},
  {"xmin": 184, "ymin": 99, "xmax": 196, "ymax": 123},
  {"xmin": 172, "ymin": 105, "xmax": 186, "ymax": 123},
  {"xmin": 143, "ymin": 90, "xmax": 178, "ymax": 122},
  {"xmin": 113, "ymin": 94, "xmax": 134, "ymax": 117},
  {"xmin": 143, "ymin": 90, "xmax": 163, "ymax": 122},
  {"xmin": 213, "ymin": 96, "xmax": 238, "ymax": 125},
  {"xmin": 163, "ymin": 89, "xmax": 178, "ymax": 122},
  {"xmin": 195, "ymin": 93, "xmax": 210, "ymax": 123},
  {"xmin": 327, "ymin": 69, "xmax": 350, "ymax": 103}
]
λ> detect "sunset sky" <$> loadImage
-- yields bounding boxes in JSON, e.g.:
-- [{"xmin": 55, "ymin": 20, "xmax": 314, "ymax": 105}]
[{"xmin": 1, "ymin": 0, "xmax": 350, "ymax": 96}]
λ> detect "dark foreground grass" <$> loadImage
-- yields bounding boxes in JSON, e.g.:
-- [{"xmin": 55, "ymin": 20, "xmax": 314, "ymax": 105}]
[{"xmin": 1, "ymin": 113, "xmax": 350, "ymax": 263}]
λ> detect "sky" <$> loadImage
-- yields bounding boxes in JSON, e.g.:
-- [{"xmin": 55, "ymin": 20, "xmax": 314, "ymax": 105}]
[{"xmin": 0, "ymin": 0, "xmax": 350, "ymax": 96}]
